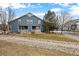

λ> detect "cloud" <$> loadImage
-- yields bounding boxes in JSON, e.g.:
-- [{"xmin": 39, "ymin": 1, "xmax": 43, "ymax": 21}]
[
  {"xmin": 0, "ymin": 3, "xmax": 44, "ymax": 9},
  {"xmin": 0, "ymin": 3, "xmax": 10, "ymax": 8},
  {"xmin": 57, "ymin": 3, "xmax": 70, "ymax": 7},
  {"xmin": 69, "ymin": 5, "xmax": 79, "ymax": 16},
  {"xmin": 34, "ymin": 13, "xmax": 45, "ymax": 15},
  {"xmin": 50, "ymin": 8, "xmax": 62, "ymax": 12},
  {"xmin": 37, "ymin": 3, "xmax": 41, "ymax": 6},
  {"xmin": 34, "ymin": 13, "xmax": 45, "ymax": 19},
  {"xmin": 67, "ymin": 4, "xmax": 79, "ymax": 19},
  {"xmin": 27, "ymin": 4, "xmax": 32, "ymax": 7},
  {"xmin": 26, "ymin": 3, "xmax": 43, "ymax": 8},
  {"xmin": 11, "ymin": 3, "xmax": 26, "ymax": 9}
]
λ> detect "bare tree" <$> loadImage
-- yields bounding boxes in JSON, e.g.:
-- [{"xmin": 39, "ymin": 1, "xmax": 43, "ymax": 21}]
[
  {"xmin": 0, "ymin": 7, "xmax": 2, "ymax": 24},
  {"xmin": 0, "ymin": 7, "xmax": 7, "ymax": 34},
  {"xmin": 7, "ymin": 6, "xmax": 15, "ymax": 33},
  {"xmin": 7, "ymin": 6, "xmax": 15, "ymax": 22},
  {"xmin": 57, "ymin": 11, "xmax": 73, "ymax": 34},
  {"xmin": 0, "ymin": 6, "xmax": 15, "ymax": 34},
  {"xmin": 2, "ymin": 12, "xmax": 7, "ymax": 34},
  {"xmin": 0, "ymin": 7, "xmax": 3, "ymax": 33}
]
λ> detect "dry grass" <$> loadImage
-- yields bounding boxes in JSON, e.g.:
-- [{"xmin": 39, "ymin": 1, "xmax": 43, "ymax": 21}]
[
  {"xmin": 17, "ymin": 33, "xmax": 79, "ymax": 43},
  {"xmin": 0, "ymin": 40, "xmax": 71, "ymax": 56}
]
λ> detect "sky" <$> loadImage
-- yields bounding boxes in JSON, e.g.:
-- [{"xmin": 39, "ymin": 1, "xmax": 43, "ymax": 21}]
[{"xmin": 1, "ymin": 3, "xmax": 79, "ymax": 19}]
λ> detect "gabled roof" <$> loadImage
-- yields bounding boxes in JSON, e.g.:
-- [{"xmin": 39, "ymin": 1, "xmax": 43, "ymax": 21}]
[
  {"xmin": 8, "ymin": 13, "xmax": 43, "ymax": 23},
  {"xmin": 64, "ymin": 19, "xmax": 79, "ymax": 25}
]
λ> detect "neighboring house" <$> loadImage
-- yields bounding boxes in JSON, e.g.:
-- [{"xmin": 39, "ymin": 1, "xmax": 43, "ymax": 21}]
[
  {"xmin": 63, "ymin": 19, "xmax": 79, "ymax": 31},
  {"xmin": 8, "ymin": 13, "xmax": 44, "ymax": 33}
]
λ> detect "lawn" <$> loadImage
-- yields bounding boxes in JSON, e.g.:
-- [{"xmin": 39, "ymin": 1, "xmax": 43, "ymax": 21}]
[
  {"xmin": 0, "ymin": 40, "xmax": 71, "ymax": 56},
  {"xmin": 17, "ymin": 33, "xmax": 79, "ymax": 43}
]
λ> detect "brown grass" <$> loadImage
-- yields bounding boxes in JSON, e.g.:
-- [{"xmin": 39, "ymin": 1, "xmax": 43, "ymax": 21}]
[
  {"xmin": 17, "ymin": 33, "xmax": 79, "ymax": 43},
  {"xmin": 0, "ymin": 40, "xmax": 71, "ymax": 56}
]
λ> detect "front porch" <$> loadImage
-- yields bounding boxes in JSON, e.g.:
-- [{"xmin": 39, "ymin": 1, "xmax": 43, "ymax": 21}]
[{"xmin": 18, "ymin": 26, "xmax": 41, "ymax": 33}]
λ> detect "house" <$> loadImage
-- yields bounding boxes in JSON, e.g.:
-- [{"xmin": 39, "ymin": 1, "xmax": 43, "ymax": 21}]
[
  {"xmin": 63, "ymin": 19, "xmax": 79, "ymax": 31},
  {"xmin": 8, "ymin": 13, "xmax": 44, "ymax": 33}
]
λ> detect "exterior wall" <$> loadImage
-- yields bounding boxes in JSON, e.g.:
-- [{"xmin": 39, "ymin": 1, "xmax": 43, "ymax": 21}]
[
  {"xmin": 75, "ymin": 22, "xmax": 79, "ymax": 31},
  {"xmin": 76, "ymin": 22, "xmax": 79, "ymax": 29},
  {"xmin": 63, "ymin": 24, "xmax": 71, "ymax": 31},
  {"xmin": 9, "ymin": 20, "xmax": 19, "ymax": 32},
  {"xmin": 77, "ymin": 24, "xmax": 79, "ymax": 30},
  {"xmin": 63, "ymin": 20, "xmax": 79, "ymax": 31},
  {"xmin": 63, "ymin": 23, "xmax": 79, "ymax": 31},
  {"xmin": 9, "ymin": 14, "xmax": 43, "ymax": 33},
  {"xmin": 63, "ymin": 24, "xmax": 76, "ymax": 31}
]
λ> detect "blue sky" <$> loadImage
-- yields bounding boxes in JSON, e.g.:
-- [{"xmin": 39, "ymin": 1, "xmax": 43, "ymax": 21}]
[
  {"xmin": 1, "ymin": 3, "xmax": 79, "ymax": 19},
  {"xmin": 13, "ymin": 3, "xmax": 79, "ymax": 19}
]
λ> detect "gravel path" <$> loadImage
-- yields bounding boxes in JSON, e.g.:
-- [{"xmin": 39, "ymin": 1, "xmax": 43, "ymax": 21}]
[{"xmin": 0, "ymin": 35, "xmax": 79, "ymax": 55}]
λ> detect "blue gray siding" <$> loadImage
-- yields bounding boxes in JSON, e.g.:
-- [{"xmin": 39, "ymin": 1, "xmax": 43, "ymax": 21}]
[
  {"xmin": 9, "ymin": 13, "xmax": 43, "ymax": 32},
  {"xmin": 9, "ymin": 20, "xmax": 19, "ymax": 32}
]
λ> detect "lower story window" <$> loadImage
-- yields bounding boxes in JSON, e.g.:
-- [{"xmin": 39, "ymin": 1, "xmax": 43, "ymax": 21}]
[
  {"xmin": 32, "ymin": 26, "xmax": 36, "ymax": 30},
  {"xmin": 32, "ymin": 26, "xmax": 40, "ymax": 30},
  {"xmin": 71, "ymin": 24, "xmax": 77, "ymax": 30},
  {"xmin": 19, "ymin": 26, "xmax": 28, "ymax": 30}
]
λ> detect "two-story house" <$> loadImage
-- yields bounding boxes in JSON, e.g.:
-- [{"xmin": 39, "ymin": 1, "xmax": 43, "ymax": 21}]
[{"xmin": 8, "ymin": 13, "xmax": 44, "ymax": 33}]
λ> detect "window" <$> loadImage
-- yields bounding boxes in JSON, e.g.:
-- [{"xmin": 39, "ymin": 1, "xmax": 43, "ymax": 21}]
[
  {"xmin": 32, "ymin": 26, "xmax": 40, "ymax": 30},
  {"xmin": 32, "ymin": 26, "xmax": 36, "ymax": 30},
  {"xmin": 18, "ymin": 19, "xmax": 21, "ymax": 22},
  {"xmin": 19, "ymin": 26, "xmax": 28, "ymax": 30},
  {"xmin": 27, "ymin": 19, "xmax": 33, "ymax": 23},
  {"xmin": 71, "ymin": 24, "xmax": 77, "ymax": 30},
  {"xmin": 38, "ymin": 20, "xmax": 41, "ymax": 24},
  {"xmin": 27, "ymin": 20, "xmax": 29, "ymax": 22},
  {"xmin": 30, "ymin": 20, "xmax": 33, "ymax": 23}
]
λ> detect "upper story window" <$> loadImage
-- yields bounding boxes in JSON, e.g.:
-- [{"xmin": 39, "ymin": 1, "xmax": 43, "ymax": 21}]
[
  {"xmin": 38, "ymin": 20, "xmax": 41, "ymax": 24},
  {"xmin": 30, "ymin": 20, "xmax": 33, "ymax": 22},
  {"xmin": 27, "ymin": 19, "xmax": 33, "ymax": 23},
  {"xmin": 18, "ymin": 19, "xmax": 21, "ymax": 22}
]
